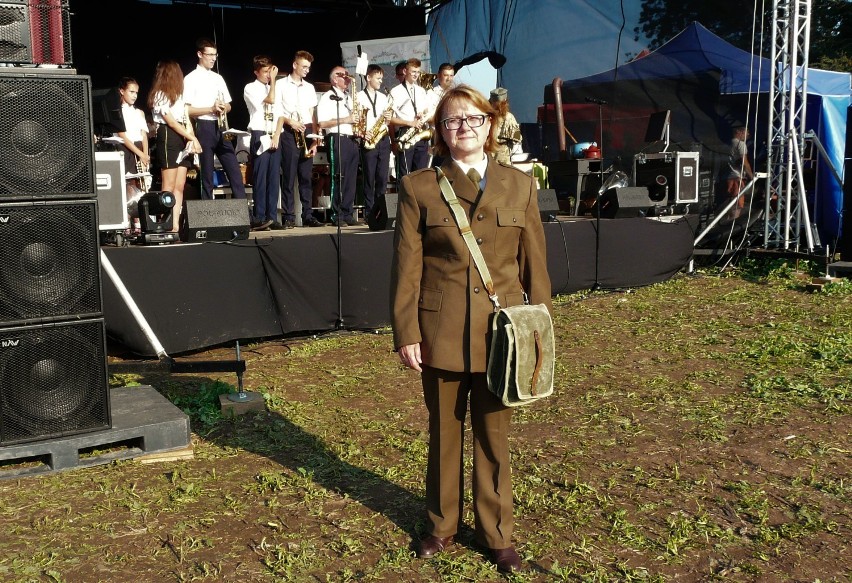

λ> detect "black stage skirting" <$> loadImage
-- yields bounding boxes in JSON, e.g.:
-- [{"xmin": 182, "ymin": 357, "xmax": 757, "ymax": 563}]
[{"xmin": 102, "ymin": 216, "xmax": 698, "ymax": 356}]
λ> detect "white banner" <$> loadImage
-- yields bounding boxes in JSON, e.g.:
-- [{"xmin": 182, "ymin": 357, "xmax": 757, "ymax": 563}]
[{"xmin": 340, "ymin": 35, "xmax": 431, "ymax": 92}]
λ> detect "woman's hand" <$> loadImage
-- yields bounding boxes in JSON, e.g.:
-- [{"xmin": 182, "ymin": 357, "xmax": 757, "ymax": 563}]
[{"xmin": 397, "ymin": 343, "xmax": 422, "ymax": 372}]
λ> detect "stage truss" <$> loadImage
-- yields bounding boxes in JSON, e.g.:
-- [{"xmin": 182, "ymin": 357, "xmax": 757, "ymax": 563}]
[{"xmin": 763, "ymin": 0, "xmax": 817, "ymax": 252}]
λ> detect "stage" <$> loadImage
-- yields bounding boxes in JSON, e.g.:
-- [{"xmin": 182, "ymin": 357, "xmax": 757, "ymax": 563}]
[{"xmin": 101, "ymin": 216, "xmax": 698, "ymax": 356}]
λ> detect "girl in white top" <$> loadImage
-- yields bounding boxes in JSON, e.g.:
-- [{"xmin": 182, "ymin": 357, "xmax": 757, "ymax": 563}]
[
  {"xmin": 114, "ymin": 77, "xmax": 150, "ymax": 200},
  {"xmin": 147, "ymin": 60, "xmax": 201, "ymax": 233}
]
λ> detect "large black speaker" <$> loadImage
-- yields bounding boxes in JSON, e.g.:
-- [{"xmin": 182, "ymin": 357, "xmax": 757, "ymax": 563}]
[
  {"xmin": 0, "ymin": 318, "xmax": 110, "ymax": 445},
  {"xmin": 597, "ymin": 187, "xmax": 654, "ymax": 218},
  {"xmin": 0, "ymin": 70, "xmax": 94, "ymax": 199},
  {"xmin": 367, "ymin": 193, "xmax": 398, "ymax": 231},
  {"xmin": 0, "ymin": 200, "xmax": 103, "ymax": 327},
  {"xmin": 0, "ymin": 68, "xmax": 110, "ymax": 445},
  {"xmin": 183, "ymin": 198, "xmax": 251, "ymax": 243}
]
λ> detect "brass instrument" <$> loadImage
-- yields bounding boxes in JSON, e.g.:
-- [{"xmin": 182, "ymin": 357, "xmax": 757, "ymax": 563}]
[
  {"xmin": 292, "ymin": 111, "xmax": 310, "ymax": 158},
  {"xmin": 398, "ymin": 126, "xmax": 433, "ymax": 150},
  {"xmin": 343, "ymin": 73, "xmax": 366, "ymax": 139},
  {"xmin": 216, "ymin": 90, "xmax": 229, "ymax": 131},
  {"xmin": 363, "ymin": 93, "xmax": 394, "ymax": 150},
  {"xmin": 136, "ymin": 156, "xmax": 151, "ymax": 193},
  {"xmin": 418, "ymin": 72, "xmax": 437, "ymax": 90}
]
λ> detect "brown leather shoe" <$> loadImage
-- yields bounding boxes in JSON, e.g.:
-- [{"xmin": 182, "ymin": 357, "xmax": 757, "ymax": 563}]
[
  {"xmin": 491, "ymin": 546, "xmax": 522, "ymax": 573},
  {"xmin": 417, "ymin": 534, "xmax": 453, "ymax": 558}
]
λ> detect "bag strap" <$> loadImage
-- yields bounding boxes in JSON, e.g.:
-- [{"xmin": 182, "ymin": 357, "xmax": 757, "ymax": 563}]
[{"xmin": 435, "ymin": 167, "xmax": 502, "ymax": 311}]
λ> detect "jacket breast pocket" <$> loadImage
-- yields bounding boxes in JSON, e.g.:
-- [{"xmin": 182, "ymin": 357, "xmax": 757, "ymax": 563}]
[{"xmin": 495, "ymin": 207, "xmax": 526, "ymax": 257}]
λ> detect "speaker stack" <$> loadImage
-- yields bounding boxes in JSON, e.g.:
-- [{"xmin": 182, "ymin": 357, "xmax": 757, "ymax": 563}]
[{"xmin": 0, "ymin": 67, "xmax": 111, "ymax": 445}]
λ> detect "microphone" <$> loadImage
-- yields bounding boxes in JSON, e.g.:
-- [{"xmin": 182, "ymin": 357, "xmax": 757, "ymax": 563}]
[
  {"xmin": 585, "ymin": 97, "xmax": 607, "ymax": 105},
  {"xmin": 329, "ymin": 95, "xmax": 343, "ymax": 102}
]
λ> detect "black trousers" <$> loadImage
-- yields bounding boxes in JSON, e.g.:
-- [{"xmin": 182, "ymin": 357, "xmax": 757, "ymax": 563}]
[
  {"xmin": 195, "ymin": 119, "xmax": 246, "ymax": 200},
  {"xmin": 360, "ymin": 135, "xmax": 391, "ymax": 213},
  {"xmin": 279, "ymin": 126, "xmax": 314, "ymax": 223},
  {"xmin": 327, "ymin": 133, "xmax": 359, "ymax": 221}
]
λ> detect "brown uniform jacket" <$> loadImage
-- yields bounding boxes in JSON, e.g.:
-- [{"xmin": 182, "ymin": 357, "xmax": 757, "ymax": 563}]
[{"xmin": 390, "ymin": 158, "xmax": 552, "ymax": 372}]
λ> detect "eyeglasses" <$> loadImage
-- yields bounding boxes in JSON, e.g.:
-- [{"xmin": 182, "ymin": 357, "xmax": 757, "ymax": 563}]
[
  {"xmin": 334, "ymin": 72, "xmax": 349, "ymax": 77},
  {"xmin": 441, "ymin": 115, "xmax": 487, "ymax": 130},
  {"xmin": 202, "ymin": 52, "xmax": 218, "ymax": 57}
]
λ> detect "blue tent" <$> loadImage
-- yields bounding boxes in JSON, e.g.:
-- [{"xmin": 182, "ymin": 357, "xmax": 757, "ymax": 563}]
[
  {"xmin": 546, "ymin": 22, "xmax": 850, "ymax": 243},
  {"xmin": 426, "ymin": 0, "xmax": 648, "ymax": 125}
]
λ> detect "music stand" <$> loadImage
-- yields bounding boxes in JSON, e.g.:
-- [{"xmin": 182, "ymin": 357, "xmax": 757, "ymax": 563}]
[{"xmin": 645, "ymin": 110, "xmax": 671, "ymax": 152}]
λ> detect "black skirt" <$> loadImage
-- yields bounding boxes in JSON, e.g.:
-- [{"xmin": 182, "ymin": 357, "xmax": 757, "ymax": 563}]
[{"xmin": 155, "ymin": 124, "xmax": 193, "ymax": 170}]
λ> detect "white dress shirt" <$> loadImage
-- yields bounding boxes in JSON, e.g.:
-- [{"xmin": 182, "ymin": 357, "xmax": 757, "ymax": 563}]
[{"xmin": 183, "ymin": 65, "xmax": 232, "ymax": 121}]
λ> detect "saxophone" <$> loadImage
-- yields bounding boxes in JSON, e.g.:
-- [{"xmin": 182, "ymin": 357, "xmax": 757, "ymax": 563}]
[
  {"xmin": 351, "ymin": 77, "xmax": 368, "ymax": 139},
  {"xmin": 363, "ymin": 93, "xmax": 394, "ymax": 150},
  {"xmin": 397, "ymin": 121, "xmax": 432, "ymax": 150}
]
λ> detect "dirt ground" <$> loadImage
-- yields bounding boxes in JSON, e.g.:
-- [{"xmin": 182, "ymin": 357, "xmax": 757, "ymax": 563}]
[{"xmin": 1, "ymin": 268, "xmax": 850, "ymax": 582}]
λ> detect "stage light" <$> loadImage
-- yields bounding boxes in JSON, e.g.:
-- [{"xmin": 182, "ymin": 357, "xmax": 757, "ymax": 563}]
[{"xmin": 137, "ymin": 191, "xmax": 179, "ymax": 245}]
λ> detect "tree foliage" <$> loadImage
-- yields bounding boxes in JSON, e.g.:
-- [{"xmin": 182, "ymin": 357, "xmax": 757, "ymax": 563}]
[{"xmin": 635, "ymin": 0, "xmax": 852, "ymax": 73}]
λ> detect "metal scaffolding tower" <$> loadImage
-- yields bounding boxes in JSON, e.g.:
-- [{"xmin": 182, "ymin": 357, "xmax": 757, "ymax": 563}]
[{"xmin": 763, "ymin": 0, "xmax": 816, "ymax": 251}]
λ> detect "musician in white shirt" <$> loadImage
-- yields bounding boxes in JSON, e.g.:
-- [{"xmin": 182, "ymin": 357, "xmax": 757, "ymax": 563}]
[
  {"xmin": 356, "ymin": 64, "xmax": 392, "ymax": 217},
  {"xmin": 114, "ymin": 76, "xmax": 149, "ymax": 198},
  {"xmin": 389, "ymin": 58, "xmax": 431, "ymax": 177},
  {"xmin": 244, "ymin": 55, "xmax": 283, "ymax": 230},
  {"xmin": 184, "ymin": 37, "xmax": 247, "ymax": 200},
  {"xmin": 273, "ymin": 50, "xmax": 322, "ymax": 228}
]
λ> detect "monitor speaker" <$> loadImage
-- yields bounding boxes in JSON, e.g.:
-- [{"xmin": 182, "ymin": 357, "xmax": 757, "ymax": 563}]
[
  {"xmin": 0, "ymin": 70, "xmax": 94, "ymax": 199},
  {"xmin": 183, "ymin": 198, "xmax": 251, "ymax": 243},
  {"xmin": 537, "ymin": 188, "xmax": 559, "ymax": 221},
  {"xmin": 0, "ymin": 200, "xmax": 103, "ymax": 327},
  {"xmin": 0, "ymin": 318, "xmax": 110, "ymax": 446},
  {"xmin": 367, "ymin": 193, "xmax": 398, "ymax": 231},
  {"xmin": 597, "ymin": 187, "xmax": 654, "ymax": 218}
]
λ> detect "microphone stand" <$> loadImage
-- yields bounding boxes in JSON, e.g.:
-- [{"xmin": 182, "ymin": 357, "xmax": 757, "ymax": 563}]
[
  {"xmin": 585, "ymin": 97, "xmax": 608, "ymax": 290},
  {"xmin": 329, "ymin": 92, "xmax": 344, "ymax": 329}
]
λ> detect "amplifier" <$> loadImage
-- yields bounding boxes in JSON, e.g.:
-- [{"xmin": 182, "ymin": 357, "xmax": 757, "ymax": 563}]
[{"xmin": 633, "ymin": 151, "xmax": 699, "ymax": 204}]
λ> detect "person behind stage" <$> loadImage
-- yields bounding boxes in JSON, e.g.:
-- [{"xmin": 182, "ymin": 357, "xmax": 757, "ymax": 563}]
[
  {"xmin": 356, "ymin": 64, "xmax": 392, "ymax": 217},
  {"xmin": 390, "ymin": 84, "xmax": 552, "ymax": 574},
  {"xmin": 725, "ymin": 125, "xmax": 753, "ymax": 219},
  {"xmin": 489, "ymin": 87, "xmax": 522, "ymax": 166},
  {"xmin": 428, "ymin": 63, "xmax": 455, "ymax": 167},
  {"xmin": 244, "ymin": 54, "xmax": 283, "ymax": 231},
  {"xmin": 183, "ymin": 37, "xmax": 247, "ymax": 201},
  {"xmin": 114, "ymin": 76, "xmax": 150, "ymax": 200},
  {"xmin": 274, "ymin": 49, "xmax": 322, "ymax": 228},
  {"xmin": 147, "ymin": 59, "xmax": 202, "ymax": 233},
  {"xmin": 393, "ymin": 61, "xmax": 406, "ymax": 87},
  {"xmin": 390, "ymin": 58, "xmax": 431, "ymax": 178},
  {"xmin": 317, "ymin": 65, "xmax": 361, "ymax": 227}
]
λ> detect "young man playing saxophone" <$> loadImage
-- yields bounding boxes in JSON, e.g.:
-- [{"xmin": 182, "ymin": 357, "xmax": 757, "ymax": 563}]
[
  {"xmin": 274, "ymin": 50, "xmax": 322, "ymax": 228},
  {"xmin": 389, "ymin": 58, "xmax": 431, "ymax": 178},
  {"xmin": 356, "ymin": 64, "xmax": 392, "ymax": 217}
]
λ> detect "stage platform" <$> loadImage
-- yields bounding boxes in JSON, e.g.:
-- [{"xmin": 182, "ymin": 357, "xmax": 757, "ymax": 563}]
[{"xmin": 101, "ymin": 216, "xmax": 698, "ymax": 356}]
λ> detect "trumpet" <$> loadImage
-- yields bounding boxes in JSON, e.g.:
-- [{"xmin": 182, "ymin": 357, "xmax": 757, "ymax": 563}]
[
  {"xmin": 216, "ymin": 91, "xmax": 229, "ymax": 131},
  {"xmin": 292, "ymin": 111, "xmax": 310, "ymax": 158},
  {"xmin": 136, "ymin": 155, "xmax": 151, "ymax": 193}
]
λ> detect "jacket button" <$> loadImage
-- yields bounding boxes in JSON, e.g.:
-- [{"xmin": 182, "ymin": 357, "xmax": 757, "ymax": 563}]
[
  {"xmin": 513, "ymin": 217, "xmax": 518, "ymax": 223},
  {"xmin": 474, "ymin": 287, "xmax": 480, "ymax": 293},
  {"xmin": 477, "ymin": 214, "xmax": 484, "ymax": 221},
  {"xmin": 476, "ymin": 237, "xmax": 483, "ymax": 245},
  {"xmin": 443, "ymin": 217, "xmax": 449, "ymax": 222}
]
